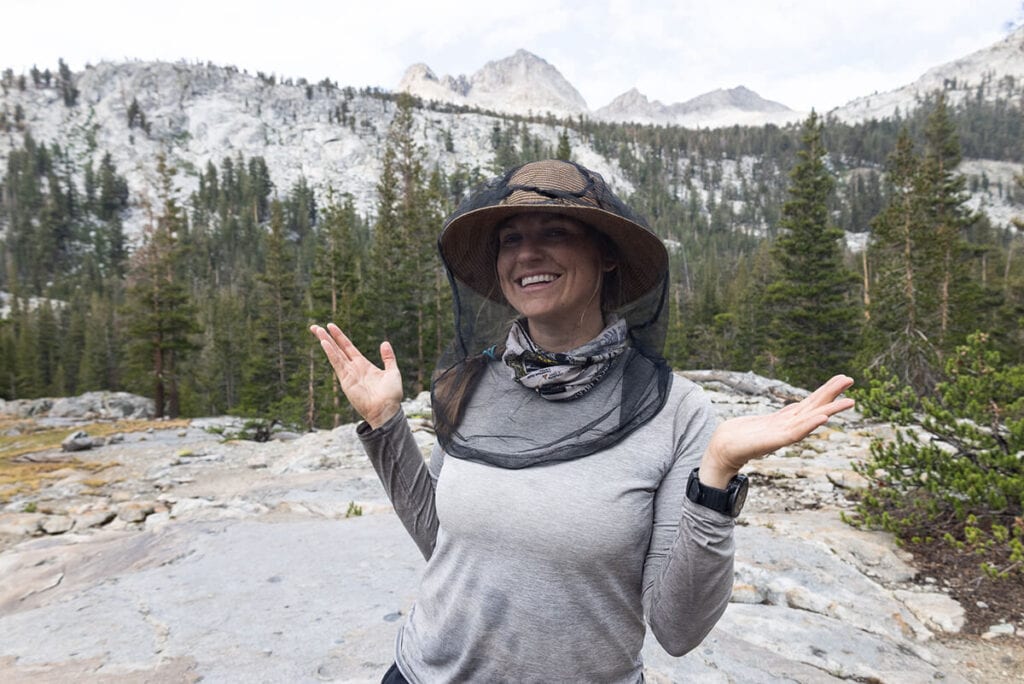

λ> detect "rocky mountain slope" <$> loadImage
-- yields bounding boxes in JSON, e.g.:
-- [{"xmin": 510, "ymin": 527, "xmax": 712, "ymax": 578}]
[
  {"xmin": 1, "ymin": 376, "xmax": 1021, "ymax": 682},
  {"xmin": 0, "ymin": 33, "xmax": 1022, "ymax": 249},
  {"xmin": 832, "ymin": 25, "xmax": 1024, "ymax": 122}
]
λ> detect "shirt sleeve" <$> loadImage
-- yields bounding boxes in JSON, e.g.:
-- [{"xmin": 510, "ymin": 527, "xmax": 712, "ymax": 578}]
[
  {"xmin": 357, "ymin": 410, "xmax": 441, "ymax": 561},
  {"xmin": 641, "ymin": 385, "xmax": 736, "ymax": 656}
]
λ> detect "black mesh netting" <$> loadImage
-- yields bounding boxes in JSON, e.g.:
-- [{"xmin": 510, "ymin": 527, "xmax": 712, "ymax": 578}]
[{"xmin": 431, "ymin": 160, "xmax": 672, "ymax": 469}]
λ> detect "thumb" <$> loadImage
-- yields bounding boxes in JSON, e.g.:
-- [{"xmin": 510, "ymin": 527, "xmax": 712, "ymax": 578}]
[{"xmin": 380, "ymin": 341, "xmax": 399, "ymax": 372}]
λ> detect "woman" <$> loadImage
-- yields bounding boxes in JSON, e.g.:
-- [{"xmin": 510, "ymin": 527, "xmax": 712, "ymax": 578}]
[{"xmin": 310, "ymin": 160, "xmax": 854, "ymax": 683}]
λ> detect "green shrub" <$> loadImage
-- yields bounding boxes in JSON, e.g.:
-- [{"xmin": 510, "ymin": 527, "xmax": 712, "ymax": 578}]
[{"xmin": 849, "ymin": 332, "xmax": 1024, "ymax": 579}]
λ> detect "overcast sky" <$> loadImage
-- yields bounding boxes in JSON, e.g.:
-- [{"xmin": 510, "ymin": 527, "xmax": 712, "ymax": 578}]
[{"xmin": 5, "ymin": 1, "xmax": 1024, "ymax": 112}]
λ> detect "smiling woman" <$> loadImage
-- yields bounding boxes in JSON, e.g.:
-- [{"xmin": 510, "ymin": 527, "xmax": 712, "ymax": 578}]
[{"xmin": 309, "ymin": 159, "xmax": 854, "ymax": 683}]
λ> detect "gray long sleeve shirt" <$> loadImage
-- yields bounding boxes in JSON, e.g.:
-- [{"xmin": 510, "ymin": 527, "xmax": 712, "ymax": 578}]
[{"xmin": 358, "ymin": 371, "xmax": 735, "ymax": 683}]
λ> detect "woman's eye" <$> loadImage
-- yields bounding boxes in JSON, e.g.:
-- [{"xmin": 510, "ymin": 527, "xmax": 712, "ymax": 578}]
[{"xmin": 500, "ymin": 233, "xmax": 521, "ymax": 246}]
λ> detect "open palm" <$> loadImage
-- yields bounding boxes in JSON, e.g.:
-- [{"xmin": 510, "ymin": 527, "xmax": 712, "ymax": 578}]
[
  {"xmin": 706, "ymin": 374, "xmax": 856, "ymax": 476},
  {"xmin": 310, "ymin": 323, "xmax": 404, "ymax": 429}
]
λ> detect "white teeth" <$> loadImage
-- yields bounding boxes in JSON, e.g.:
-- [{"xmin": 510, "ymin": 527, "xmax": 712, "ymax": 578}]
[{"xmin": 520, "ymin": 274, "xmax": 557, "ymax": 286}]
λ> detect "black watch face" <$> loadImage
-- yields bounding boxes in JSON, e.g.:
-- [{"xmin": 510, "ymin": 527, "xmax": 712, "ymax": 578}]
[
  {"xmin": 687, "ymin": 473, "xmax": 701, "ymax": 501},
  {"xmin": 730, "ymin": 478, "xmax": 749, "ymax": 517}
]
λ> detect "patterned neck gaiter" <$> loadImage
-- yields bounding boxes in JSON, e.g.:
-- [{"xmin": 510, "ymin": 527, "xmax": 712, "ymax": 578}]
[{"xmin": 502, "ymin": 317, "xmax": 630, "ymax": 401}]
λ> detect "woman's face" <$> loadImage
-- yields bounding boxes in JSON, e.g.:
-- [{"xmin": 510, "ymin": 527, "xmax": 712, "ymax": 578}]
[{"xmin": 496, "ymin": 212, "xmax": 609, "ymax": 344}]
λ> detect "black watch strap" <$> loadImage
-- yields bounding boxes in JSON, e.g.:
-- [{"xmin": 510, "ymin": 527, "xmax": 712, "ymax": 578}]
[{"xmin": 686, "ymin": 468, "xmax": 749, "ymax": 518}]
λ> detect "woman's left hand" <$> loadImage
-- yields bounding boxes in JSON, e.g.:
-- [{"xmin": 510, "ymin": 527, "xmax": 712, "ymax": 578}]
[{"xmin": 699, "ymin": 374, "xmax": 855, "ymax": 488}]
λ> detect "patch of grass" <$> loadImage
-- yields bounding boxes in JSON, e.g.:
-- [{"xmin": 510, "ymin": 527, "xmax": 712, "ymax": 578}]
[
  {"xmin": 0, "ymin": 459, "xmax": 116, "ymax": 503},
  {"xmin": 0, "ymin": 418, "xmax": 183, "ymax": 502},
  {"xmin": 0, "ymin": 418, "xmax": 189, "ymax": 461}
]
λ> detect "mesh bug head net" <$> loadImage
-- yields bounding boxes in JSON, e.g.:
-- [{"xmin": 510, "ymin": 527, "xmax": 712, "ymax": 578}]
[{"xmin": 432, "ymin": 159, "xmax": 672, "ymax": 468}]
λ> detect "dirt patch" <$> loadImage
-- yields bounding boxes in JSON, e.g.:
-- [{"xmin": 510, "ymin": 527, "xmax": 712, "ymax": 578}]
[
  {"xmin": 941, "ymin": 634, "xmax": 1024, "ymax": 682},
  {"xmin": 904, "ymin": 536, "xmax": 1024, "ymax": 635}
]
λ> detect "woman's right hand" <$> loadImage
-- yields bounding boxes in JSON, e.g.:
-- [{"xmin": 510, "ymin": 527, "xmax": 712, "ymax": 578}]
[{"xmin": 310, "ymin": 323, "xmax": 403, "ymax": 429}]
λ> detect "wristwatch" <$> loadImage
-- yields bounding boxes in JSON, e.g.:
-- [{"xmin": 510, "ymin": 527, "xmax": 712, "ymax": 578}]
[{"xmin": 686, "ymin": 468, "xmax": 748, "ymax": 518}]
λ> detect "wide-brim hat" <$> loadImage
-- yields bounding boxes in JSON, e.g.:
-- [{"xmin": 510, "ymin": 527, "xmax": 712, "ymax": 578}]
[{"xmin": 438, "ymin": 160, "xmax": 668, "ymax": 309}]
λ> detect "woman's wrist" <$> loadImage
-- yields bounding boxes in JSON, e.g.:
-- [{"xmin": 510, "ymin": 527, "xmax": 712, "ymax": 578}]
[
  {"xmin": 365, "ymin": 403, "xmax": 401, "ymax": 430},
  {"xmin": 699, "ymin": 445, "xmax": 740, "ymax": 489}
]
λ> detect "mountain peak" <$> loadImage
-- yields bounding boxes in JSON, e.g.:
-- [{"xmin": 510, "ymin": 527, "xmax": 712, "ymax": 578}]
[
  {"xmin": 398, "ymin": 49, "xmax": 587, "ymax": 116},
  {"xmin": 595, "ymin": 84, "xmax": 797, "ymax": 127}
]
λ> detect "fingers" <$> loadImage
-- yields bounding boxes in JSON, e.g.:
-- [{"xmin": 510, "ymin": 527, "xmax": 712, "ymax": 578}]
[
  {"xmin": 324, "ymin": 323, "xmax": 358, "ymax": 362},
  {"xmin": 814, "ymin": 375, "xmax": 854, "ymax": 402},
  {"xmin": 379, "ymin": 341, "xmax": 398, "ymax": 372},
  {"xmin": 310, "ymin": 323, "xmax": 397, "ymax": 376}
]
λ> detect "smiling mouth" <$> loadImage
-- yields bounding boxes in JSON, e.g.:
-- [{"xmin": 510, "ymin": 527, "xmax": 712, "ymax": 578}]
[{"xmin": 519, "ymin": 274, "xmax": 559, "ymax": 287}]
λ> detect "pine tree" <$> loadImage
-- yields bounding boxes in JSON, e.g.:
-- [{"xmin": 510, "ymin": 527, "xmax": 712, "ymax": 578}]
[
  {"xmin": 556, "ymin": 129, "xmax": 572, "ymax": 161},
  {"xmin": 862, "ymin": 129, "xmax": 940, "ymax": 390},
  {"xmin": 56, "ymin": 58, "xmax": 78, "ymax": 107},
  {"xmin": 77, "ymin": 292, "xmax": 122, "ymax": 391},
  {"xmin": 766, "ymin": 112, "xmax": 860, "ymax": 388},
  {"xmin": 722, "ymin": 241, "xmax": 776, "ymax": 374},
  {"xmin": 366, "ymin": 94, "xmax": 443, "ymax": 396},
  {"xmin": 309, "ymin": 191, "xmax": 365, "ymax": 426},
  {"xmin": 239, "ymin": 199, "xmax": 304, "ymax": 420},
  {"xmin": 863, "ymin": 97, "xmax": 984, "ymax": 392},
  {"xmin": 123, "ymin": 155, "xmax": 198, "ymax": 417},
  {"xmin": 918, "ymin": 94, "xmax": 981, "ymax": 354},
  {"xmin": 11, "ymin": 298, "xmax": 43, "ymax": 397}
]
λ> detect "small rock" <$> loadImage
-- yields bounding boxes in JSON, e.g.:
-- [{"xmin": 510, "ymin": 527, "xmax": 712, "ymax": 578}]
[
  {"xmin": 976, "ymin": 601, "xmax": 988, "ymax": 609},
  {"xmin": 74, "ymin": 509, "xmax": 116, "ymax": 529},
  {"xmin": 982, "ymin": 623, "xmax": 1016, "ymax": 639},
  {"xmin": 117, "ymin": 501, "xmax": 157, "ymax": 523},
  {"xmin": 105, "ymin": 433, "xmax": 125, "ymax": 445},
  {"xmin": 40, "ymin": 515, "xmax": 74, "ymax": 534},
  {"xmin": 894, "ymin": 589, "xmax": 965, "ymax": 634}
]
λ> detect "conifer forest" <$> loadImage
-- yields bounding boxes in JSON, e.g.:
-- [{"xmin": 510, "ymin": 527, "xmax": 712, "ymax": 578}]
[
  {"xmin": 2, "ymin": 87, "xmax": 1024, "ymax": 421},
  {"xmin": 1, "ymin": 63, "xmax": 1023, "ymax": 581}
]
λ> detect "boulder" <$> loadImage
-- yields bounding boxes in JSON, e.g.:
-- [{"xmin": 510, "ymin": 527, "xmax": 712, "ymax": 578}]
[
  {"xmin": 40, "ymin": 516, "xmax": 74, "ymax": 535},
  {"xmin": 61, "ymin": 431, "xmax": 97, "ymax": 452},
  {"xmin": 116, "ymin": 501, "xmax": 157, "ymax": 523},
  {"xmin": 49, "ymin": 392, "xmax": 155, "ymax": 420}
]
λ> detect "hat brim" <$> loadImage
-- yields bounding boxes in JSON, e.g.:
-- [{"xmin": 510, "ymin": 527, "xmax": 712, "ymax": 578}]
[{"xmin": 439, "ymin": 203, "xmax": 668, "ymax": 309}]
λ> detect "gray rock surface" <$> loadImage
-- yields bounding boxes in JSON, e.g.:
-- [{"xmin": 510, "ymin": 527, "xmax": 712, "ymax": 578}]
[{"xmin": 1, "ymin": 379, "xmax": 1021, "ymax": 682}]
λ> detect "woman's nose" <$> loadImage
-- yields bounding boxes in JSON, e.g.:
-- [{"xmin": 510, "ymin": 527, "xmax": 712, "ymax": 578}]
[{"xmin": 514, "ymin": 234, "xmax": 544, "ymax": 260}]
